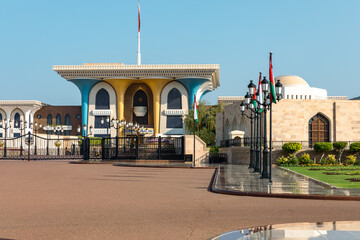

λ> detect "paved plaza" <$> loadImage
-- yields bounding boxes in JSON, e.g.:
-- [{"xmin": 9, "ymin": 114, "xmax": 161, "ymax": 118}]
[
  {"xmin": 213, "ymin": 165, "xmax": 360, "ymax": 199},
  {"xmin": 0, "ymin": 161, "xmax": 359, "ymax": 240}
]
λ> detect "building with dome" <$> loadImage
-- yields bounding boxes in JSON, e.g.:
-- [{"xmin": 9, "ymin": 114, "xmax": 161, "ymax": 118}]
[
  {"xmin": 276, "ymin": 75, "xmax": 327, "ymax": 100},
  {"xmin": 216, "ymin": 75, "xmax": 360, "ymax": 148}
]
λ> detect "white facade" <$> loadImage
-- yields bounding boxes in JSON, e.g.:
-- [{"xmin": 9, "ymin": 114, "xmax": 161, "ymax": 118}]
[
  {"xmin": 0, "ymin": 101, "xmax": 43, "ymax": 137},
  {"xmin": 275, "ymin": 75, "xmax": 327, "ymax": 100}
]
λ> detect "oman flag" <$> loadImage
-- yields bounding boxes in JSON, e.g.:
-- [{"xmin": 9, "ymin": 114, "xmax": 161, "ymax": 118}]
[
  {"xmin": 269, "ymin": 52, "xmax": 277, "ymax": 103},
  {"xmin": 194, "ymin": 94, "xmax": 198, "ymax": 123},
  {"xmin": 257, "ymin": 72, "xmax": 263, "ymax": 113}
]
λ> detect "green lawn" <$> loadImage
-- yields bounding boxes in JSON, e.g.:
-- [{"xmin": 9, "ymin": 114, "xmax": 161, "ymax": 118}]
[{"xmin": 285, "ymin": 166, "xmax": 360, "ymax": 189}]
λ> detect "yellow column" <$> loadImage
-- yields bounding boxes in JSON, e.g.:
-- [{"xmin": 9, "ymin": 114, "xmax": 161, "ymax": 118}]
[
  {"xmin": 105, "ymin": 79, "xmax": 133, "ymax": 135},
  {"xmin": 145, "ymin": 79, "xmax": 172, "ymax": 134}
]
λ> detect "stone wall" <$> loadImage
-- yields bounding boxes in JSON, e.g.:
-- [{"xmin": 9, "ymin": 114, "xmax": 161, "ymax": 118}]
[
  {"xmin": 184, "ymin": 135, "xmax": 209, "ymax": 166},
  {"xmin": 216, "ymin": 99, "xmax": 360, "ymax": 144}
]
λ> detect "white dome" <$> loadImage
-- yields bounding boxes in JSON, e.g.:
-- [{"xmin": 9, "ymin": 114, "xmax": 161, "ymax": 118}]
[{"xmin": 275, "ymin": 75, "xmax": 310, "ymax": 88}]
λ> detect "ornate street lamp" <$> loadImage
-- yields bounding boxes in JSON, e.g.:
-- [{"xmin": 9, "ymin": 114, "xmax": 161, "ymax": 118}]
[
  {"xmin": 0, "ymin": 119, "xmax": 12, "ymax": 157},
  {"xmin": 248, "ymin": 80, "xmax": 256, "ymax": 96},
  {"xmin": 240, "ymin": 98, "xmax": 255, "ymax": 169},
  {"xmin": 111, "ymin": 118, "xmax": 121, "ymax": 158},
  {"xmin": 18, "ymin": 119, "xmax": 26, "ymax": 157},
  {"xmin": 32, "ymin": 122, "xmax": 42, "ymax": 155}
]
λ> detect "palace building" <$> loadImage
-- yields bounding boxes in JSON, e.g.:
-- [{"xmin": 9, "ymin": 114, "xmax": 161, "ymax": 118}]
[{"xmin": 53, "ymin": 63, "xmax": 220, "ymax": 137}]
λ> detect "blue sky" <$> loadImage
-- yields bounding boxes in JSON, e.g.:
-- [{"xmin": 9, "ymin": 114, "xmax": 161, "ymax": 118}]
[{"xmin": 0, "ymin": 0, "xmax": 359, "ymax": 105}]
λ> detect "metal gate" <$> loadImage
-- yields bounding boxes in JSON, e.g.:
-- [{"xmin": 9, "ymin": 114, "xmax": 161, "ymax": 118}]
[
  {"xmin": 0, "ymin": 132, "xmax": 83, "ymax": 160},
  {"xmin": 90, "ymin": 136, "xmax": 185, "ymax": 161}
]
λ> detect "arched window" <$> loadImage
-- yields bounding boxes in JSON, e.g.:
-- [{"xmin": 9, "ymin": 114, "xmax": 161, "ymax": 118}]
[
  {"xmin": 95, "ymin": 88, "xmax": 110, "ymax": 109},
  {"xmin": 56, "ymin": 114, "xmax": 61, "ymax": 125},
  {"xmin": 14, "ymin": 113, "xmax": 20, "ymax": 129},
  {"xmin": 309, "ymin": 113, "xmax": 329, "ymax": 147},
  {"xmin": 133, "ymin": 90, "xmax": 148, "ymax": 125},
  {"xmin": 64, "ymin": 114, "xmax": 71, "ymax": 136},
  {"xmin": 47, "ymin": 114, "xmax": 52, "ymax": 125},
  {"xmin": 47, "ymin": 114, "xmax": 52, "ymax": 135},
  {"xmin": 167, "ymin": 88, "xmax": 182, "ymax": 109}
]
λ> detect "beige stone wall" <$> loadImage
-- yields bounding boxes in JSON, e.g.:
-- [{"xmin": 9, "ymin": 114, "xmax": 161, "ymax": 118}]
[
  {"xmin": 184, "ymin": 135, "xmax": 209, "ymax": 166},
  {"xmin": 216, "ymin": 99, "xmax": 360, "ymax": 145}
]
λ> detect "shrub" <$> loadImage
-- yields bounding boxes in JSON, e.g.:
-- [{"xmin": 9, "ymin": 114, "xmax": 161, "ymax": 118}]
[
  {"xmin": 299, "ymin": 153, "xmax": 313, "ymax": 166},
  {"xmin": 282, "ymin": 142, "xmax": 302, "ymax": 154},
  {"xmin": 320, "ymin": 158, "xmax": 328, "ymax": 165},
  {"xmin": 287, "ymin": 155, "xmax": 299, "ymax": 166},
  {"xmin": 210, "ymin": 146, "xmax": 220, "ymax": 154},
  {"xmin": 344, "ymin": 155, "xmax": 357, "ymax": 166},
  {"xmin": 350, "ymin": 142, "xmax": 360, "ymax": 153},
  {"xmin": 326, "ymin": 154, "xmax": 337, "ymax": 165},
  {"xmin": 333, "ymin": 141, "xmax": 348, "ymax": 150},
  {"xmin": 276, "ymin": 156, "xmax": 288, "ymax": 166},
  {"xmin": 314, "ymin": 142, "xmax": 333, "ymax": 152}
]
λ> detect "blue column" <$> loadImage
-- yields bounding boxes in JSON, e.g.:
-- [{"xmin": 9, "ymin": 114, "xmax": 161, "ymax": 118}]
[
  {"xmin": 69, "ymin": 79, "xmax": 100, "ymax": 136},
  {"xmin": 176, "ymin": 78, "xmax": 209, "ymax": 109}
]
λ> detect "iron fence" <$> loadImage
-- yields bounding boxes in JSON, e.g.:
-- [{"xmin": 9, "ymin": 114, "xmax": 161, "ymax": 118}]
[
  {"xmin": 0, "ymin": 133, "xmax": 83, "ymax": 160},
  {"xmin": 220, "ymin": 138, "xmax": 360, "ymax": 150},
  {"xmin": 87, "ymin": 135, "xmax": 185, "ymax": 161}
]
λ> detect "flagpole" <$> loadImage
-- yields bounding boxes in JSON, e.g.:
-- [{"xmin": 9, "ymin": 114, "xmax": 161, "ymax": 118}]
[
  {"xmin": 269, "ymin": 102, "xmax": 273, "ymax": 183},
  {"xmin": 137, "ymin": 0, "xmax": 141, "ymax": 65},
  {"xmin": 193, "ymin": 118, "xmax": 196, "ymax": 167}
]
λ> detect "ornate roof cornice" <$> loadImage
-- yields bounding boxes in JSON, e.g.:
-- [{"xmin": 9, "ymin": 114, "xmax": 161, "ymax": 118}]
[
  {"xmin": 53, "ymin": 64, "xmax": 220, "ymax": 89},
  {"xmin": 0, "ymin": 100, "xmax": 44, "ymax": 108}
]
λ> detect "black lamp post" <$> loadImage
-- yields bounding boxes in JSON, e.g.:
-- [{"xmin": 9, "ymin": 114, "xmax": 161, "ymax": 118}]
[
  {"xmin": 0, "ymin": 119, "xmax": 11, "ymax": 157},
  {"xmin": 54, "ymin": 126, "xmax": 63, "ymax": 156},
  {"xmin": 111, "ymin": 118, "xmax": 121, "ymax": 158},
  {"xmin": 120, "ymin": 119, "xmax": 127, "ymax": 152},
  {"xmin": 100, "ymin": 116, "xmax": 110, "ymax": 138},
  {"xmin": 18, "ymin": 119, "xmax": 26, "ymax": 157},
  {"xmin": 259, "ymin": 76, "xmax": 283, "ymax": 180},
  {"xmin": 260, "ymin": 76, "xmax": 270, "ymax": 179},
  {"xmin": 254, "ymin": 92, "xmax": 261, "ymax": 173},
  {"xmin": 32, "ymin": 122, "xmax": 42, "ymax": 156},
  {"xmin": 241, "ymin": 92, "xmax": 255, "ymax": 169},
  {"xmin": 44, "ymin": 125, "xmax": 51, "ymax": 155}
]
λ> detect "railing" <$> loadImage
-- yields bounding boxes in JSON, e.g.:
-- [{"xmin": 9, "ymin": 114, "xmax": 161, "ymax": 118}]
[
  {"xmin": 220, "ymin": 138, "xmax": 251, "ymax": 148},
  {"xmin": 220, "ymin": 139, "xmax": 360, "ymax": 150},
  {"xmin": 209, "ymin": 153, "xmax": 227, "ymax": 164},
  {"xmin": 85, "ymin": 136, "xmax": 185, "ymax": 161},
  {"xmin": 0, "ymin": 132, "xmax": 83, "ymax": 160}
]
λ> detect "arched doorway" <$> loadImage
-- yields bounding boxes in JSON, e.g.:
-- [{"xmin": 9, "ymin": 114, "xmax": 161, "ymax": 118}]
[
  {"xmin": 133, "ymin": 90, "xmax": 148, "ymax": 125},
  {"xmin": 309, "ymin": 113, "xmax": 329, "ymax": 147}
]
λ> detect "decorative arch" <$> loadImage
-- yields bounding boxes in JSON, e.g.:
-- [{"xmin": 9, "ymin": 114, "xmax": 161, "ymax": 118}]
[
  {"xmin": 88, "ymin": 82, "xmax": 117, "ymax": 137},
  {"xmin": 167, "ymin": 88, "xmax": 182, "ymax": 109},
  {"xmin": 133, "ymin": 89, "xmax": 148, "ymax": 125},
  {"xmin": 123, "ymin": 83, "xmax": 154, "ymax": 127},
  {"xmin": 47, "ymin": 114, "xmax": 53, "ymax": 125},
  {"xmin": 309, "ymin": 113, "xmax": 330, "ymax": 147},
  {"xmin": 231, "ymin": 117, "xmax": 238, "ymax": 131},
  {"xmin": 224, "ymin": 119, "xmax": 230, "ymax": 140},
  {"xmin": 159, "ymin": 81, "xmax": 189, "ymax": 135},
  {"xmin": 95, "ymin": 88, "xmax": 110, "ymax": 109},
  {"xmin": 56, "ymin": 114, "xmax": 62, "ymax": 125}
]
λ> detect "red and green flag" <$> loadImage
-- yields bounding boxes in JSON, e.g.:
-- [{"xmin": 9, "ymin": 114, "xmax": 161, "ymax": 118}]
[
  {"xmin": 258, "ymin": 72, "xmax": 263, "ymax": 113},
  {"xmin": 252, "ymin": 85, "xmax": 257, "ymax": 110},
  {"xmin": 194, "ymin": 94, "xmax": 198, "ymax": 122},
  {"xmin": 138, "ymin": 2, "xmax": 141, "ymax": 33},
  {"xmin": 269, "ymin": 53, "xmax": 276, "ymax": 103}
]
